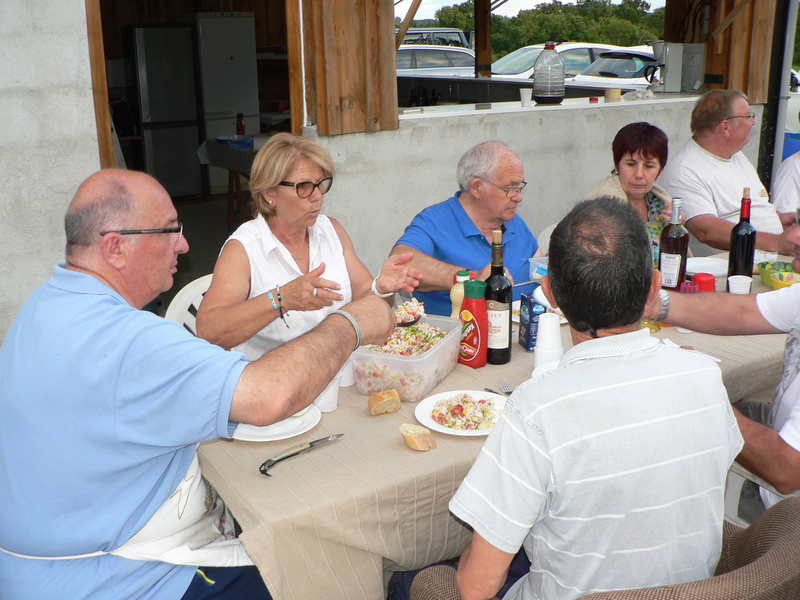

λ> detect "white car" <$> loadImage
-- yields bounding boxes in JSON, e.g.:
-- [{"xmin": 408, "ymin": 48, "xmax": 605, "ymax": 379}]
[
  {"xmin": 491, "ymin": 42, "xmax": 622, "ymax": 80},
  {"xmin": 396, "ymin": 44, "xmax": 475, "ymax": 77},
  {"xmin": 569, "ymin": 47, "xmax": 657, "ymax": 92}
]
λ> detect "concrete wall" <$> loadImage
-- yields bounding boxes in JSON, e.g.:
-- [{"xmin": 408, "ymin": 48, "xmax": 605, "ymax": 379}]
[
  {"xmin": 315, "ymin": 98, "xmax": 762, "ymax": 276},
  {"xmin": 0, "ymin": 1, "xmax": 101, "ymax": 341}
]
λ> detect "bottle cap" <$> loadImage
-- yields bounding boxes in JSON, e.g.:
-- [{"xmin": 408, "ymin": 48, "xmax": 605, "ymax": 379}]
[
  {"xmin": 463, "ymin": 280, "xmax": 487, "ymax": 299},
  {"xmin": 589, "ymin": 96, "xmax": 599, "ymax": 103}
]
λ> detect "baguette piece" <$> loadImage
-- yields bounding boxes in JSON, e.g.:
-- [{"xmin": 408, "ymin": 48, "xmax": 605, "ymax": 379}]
[
  {"xmin": 369, "ymin": 389, "xmax": 401, "ymax": 415},
  {"xmin": 400, "ymin": 423, "xmax": 437, "ymax": 451}
]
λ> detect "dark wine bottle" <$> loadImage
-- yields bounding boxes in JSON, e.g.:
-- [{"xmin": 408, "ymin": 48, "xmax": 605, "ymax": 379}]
[
  {"xmin": 486, "ymin": 229, "xmax": 512, "ymax": 364},
  {"xmin": 726, "ymin": 187, "xmax": 756, "ymax": 290},
  {"xmin": 659, "ymin": 198, "xmax": 689, "ymax": 290}
]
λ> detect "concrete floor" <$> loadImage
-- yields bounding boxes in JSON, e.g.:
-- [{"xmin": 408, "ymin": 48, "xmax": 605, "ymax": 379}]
[{"xmin": 153, "ymin": 193, "xmax": 240, "ymax": 316}]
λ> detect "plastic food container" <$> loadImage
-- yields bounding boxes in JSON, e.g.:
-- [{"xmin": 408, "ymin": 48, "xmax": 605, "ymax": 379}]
[{"xmin": 352, "ymin": 315, "xmax": 460, "ymax": 402}]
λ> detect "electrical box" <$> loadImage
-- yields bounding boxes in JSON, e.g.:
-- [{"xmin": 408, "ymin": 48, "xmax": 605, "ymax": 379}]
[{"xmin": 682, "ymin": 43, "xmax": 706, "ymax": 92}]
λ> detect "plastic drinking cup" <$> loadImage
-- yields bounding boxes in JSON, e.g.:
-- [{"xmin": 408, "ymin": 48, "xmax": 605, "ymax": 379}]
[
  {"xmin": 727, "ymin": 275, "xmax": 753, "ymax": 295},
  {"xmin": 520, "ymin": 88, "xmax": 532, "ymax": 107}
]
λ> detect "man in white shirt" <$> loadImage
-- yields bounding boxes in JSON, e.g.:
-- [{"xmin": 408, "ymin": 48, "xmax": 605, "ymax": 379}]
[
  {"xmin": 645, "ymin": 231, "xmax": 800, "ymax": 512},
  {"xmin": 771, "ymin": 151, "xmax": 800, "ymax": 224},
  {"xmin": 660, "ymin": 89, "xmax": 795, "ymax": 254},
  {"xmin": 444, "ymin": 198, "xmax": 742, "ymax": 600}
]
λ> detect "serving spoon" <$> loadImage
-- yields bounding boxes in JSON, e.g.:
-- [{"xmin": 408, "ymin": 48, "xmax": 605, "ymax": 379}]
[{"xmin": 396, "ymin": 315, "xmax": 422, "ymax": 327}]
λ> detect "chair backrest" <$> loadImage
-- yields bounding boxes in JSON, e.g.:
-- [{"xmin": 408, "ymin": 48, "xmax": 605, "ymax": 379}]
[
  {"xmin": 165, "ymin": 274, "xmax": 213, "ymax": 336},
  {"xmin": 537, "ymin": 223, "xmax": 557, "ymax": 256}
]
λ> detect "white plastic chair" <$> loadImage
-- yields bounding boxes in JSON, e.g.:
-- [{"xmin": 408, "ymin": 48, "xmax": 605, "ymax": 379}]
[
  {"xmin": 165, "ymin": 274, "xmax": 213, "ymax": 336},
  {"xmin": 724, "ymin": 461, "xmax": 793, "ymax": 527},
  {"xmin": 537, "ymin": 223, "xmax": 557, "ymax": 256}
]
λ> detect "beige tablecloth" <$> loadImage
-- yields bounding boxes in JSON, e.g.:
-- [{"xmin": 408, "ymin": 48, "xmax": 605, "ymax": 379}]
[{"xmin": 198, "ymin": 267, "xmax": 787, "ymax": 600}]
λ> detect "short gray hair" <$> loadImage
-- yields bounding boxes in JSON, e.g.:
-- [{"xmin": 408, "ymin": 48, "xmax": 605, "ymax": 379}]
[
  {"xmin": 456, "ymin": 141, "xmax": 516, "ymax": 192},
  {"xmin": 65, "ymin": 180, "xmax": 138, "ymax": 257}
]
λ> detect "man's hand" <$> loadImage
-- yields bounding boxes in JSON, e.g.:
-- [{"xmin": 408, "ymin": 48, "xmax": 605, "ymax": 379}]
[{"xmin": 340, "ymin": 294, "xmax": 395, "ymax": 347}]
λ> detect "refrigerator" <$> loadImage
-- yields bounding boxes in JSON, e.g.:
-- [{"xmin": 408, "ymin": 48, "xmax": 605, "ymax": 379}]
[
  {"xmin": 127, "ymin": 24, "xmax": 204, "ymax": 198},
  {"xmin": 189, "ymin": 12, "xmax": 260, "ymax": 190}
]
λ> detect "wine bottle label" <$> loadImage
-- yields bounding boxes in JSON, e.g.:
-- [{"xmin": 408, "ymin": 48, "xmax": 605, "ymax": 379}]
[
  {"xmin": 487, "ymin": 303, "xmax": 510, "ymax": 349},
  {"xmin": 661, "ymin": 253, "xmax": 682, "ymax": 288}
]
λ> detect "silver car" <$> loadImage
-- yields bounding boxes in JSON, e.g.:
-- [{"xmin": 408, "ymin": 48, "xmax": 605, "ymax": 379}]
[
  {"xmin": 396, "ymin": 44, "xmax": 475, "ymax": 77},
  {"xmin": 491, "ymin": 42, "xmax": 622, "ymax": 80}
]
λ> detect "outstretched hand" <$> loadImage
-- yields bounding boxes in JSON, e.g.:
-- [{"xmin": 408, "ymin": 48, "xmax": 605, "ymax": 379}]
[
  {"xmin": 279, "ymin": 263, "xmax": 344, "ymax": 311},
  {"xmin": 375, "ymin": 252, "xmax": 423, "ymax": 295}
]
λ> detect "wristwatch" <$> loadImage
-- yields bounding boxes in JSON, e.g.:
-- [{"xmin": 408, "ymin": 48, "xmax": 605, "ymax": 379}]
[{"xmin": 655, "ymin": 289, "xmax": 671, "ymax": 322}]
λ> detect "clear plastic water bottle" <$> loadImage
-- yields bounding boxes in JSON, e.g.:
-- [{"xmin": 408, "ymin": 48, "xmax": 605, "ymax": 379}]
[{"xmin": 532, "ymin": 41, "xmax": 565, "ymax": 105}]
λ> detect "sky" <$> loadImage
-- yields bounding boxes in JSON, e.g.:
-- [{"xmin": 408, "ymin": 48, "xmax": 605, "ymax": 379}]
[{"xmin": 395, "ymin": 0, "xmax": 667, "ymax": 21}]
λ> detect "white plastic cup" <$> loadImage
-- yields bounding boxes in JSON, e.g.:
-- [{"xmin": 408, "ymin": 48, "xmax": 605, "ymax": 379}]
[
  {"xmin": 340, "ymin": 356, "xmax": 354, "ymax": 387},
  {"xmin": 520, "ymin": 88, "xmax": 533, "ymax": 107},
  {"xmin": 533, "ymin": 313, "xmax": 563, "ymax": 370},
  {"xmin": 313, "ymin": 371, "xmax": 343, "ymax": 413},
  {"xmin": 727, "ymin": 275, "xmax": 753, "ymax": 295}
]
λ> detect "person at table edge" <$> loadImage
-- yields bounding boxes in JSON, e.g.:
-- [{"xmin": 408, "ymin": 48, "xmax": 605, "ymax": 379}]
[
  {"xmin": 0, "ymin": 169, "xmax": 395, "ymax": 600},
  {"xmin": 421, "ymin": 198, "xmax": 741, "ymax": 600},
  {"xmin": 659, "ymin": 89, "xmax": 795, "ymax": 255},
  {"xmin": 390, "ymin": 140, "xmax": 541, "ymax": 316},
  {"xmin": 644, "ymin": 227, "xmax": 800, "ymax": 513}
]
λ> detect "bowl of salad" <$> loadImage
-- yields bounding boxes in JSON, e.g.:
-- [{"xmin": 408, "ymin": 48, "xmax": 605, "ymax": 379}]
[{"xmin": 352, "ymin": 313, "xmax": 460, "ymax": 402}]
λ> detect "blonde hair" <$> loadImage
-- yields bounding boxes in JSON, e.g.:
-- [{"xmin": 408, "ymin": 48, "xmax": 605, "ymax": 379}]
[{"xmin": 249, "ymin": 133, "xmax": 335, "ymax": 218}]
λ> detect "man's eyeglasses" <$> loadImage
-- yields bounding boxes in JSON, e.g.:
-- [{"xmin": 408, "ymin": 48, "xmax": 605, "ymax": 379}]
[
  {"xmin": 278, "ymin": 176, "xmax": 334, "ymax": 199},
  {"xmin": 100, "ymin": 223, "xmax": 183, "ymax": 242},
  {"xmin": 726, "ymin": 112, "xmax": 756, "ymax": 121},
  {"xmin": 475, "ymin": 176, "xmax": 527, "ymax": 198}
]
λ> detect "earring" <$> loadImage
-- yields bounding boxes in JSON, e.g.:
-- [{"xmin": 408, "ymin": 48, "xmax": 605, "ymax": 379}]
[{"xmin": 268, "ymin": 200, "xmax": 275, "ymax": 206}]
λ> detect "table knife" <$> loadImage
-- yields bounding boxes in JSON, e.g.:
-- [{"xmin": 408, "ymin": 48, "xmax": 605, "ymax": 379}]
[{"xmin": 259, "ymin": 433, "xmax": 344, "ymax": 476}]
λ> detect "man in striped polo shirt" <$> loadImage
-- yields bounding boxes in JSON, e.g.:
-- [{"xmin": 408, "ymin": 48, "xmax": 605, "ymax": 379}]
[{"xmin": 449, "ymin": 197, "xmax": 743, "ymax": 600}]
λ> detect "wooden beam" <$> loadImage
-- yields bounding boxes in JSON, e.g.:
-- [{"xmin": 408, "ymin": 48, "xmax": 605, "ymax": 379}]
[
  {"xmin": 286, "ymin": 0, "xmax": 305, "ymax": 135},
  {"xmin": 85, "ymin": 0, "xmax": 114, "ymax": 168},
  {"xmin": 475, "ymin": 0, "xmax": 491, "ymax": 77},
  {"xmin": 713, "ymin": 0, "xmax": 752, "ymax": 39},
  {"xmin": 396, "ymin": 0, "xmax": 423, "ymax": 50}
]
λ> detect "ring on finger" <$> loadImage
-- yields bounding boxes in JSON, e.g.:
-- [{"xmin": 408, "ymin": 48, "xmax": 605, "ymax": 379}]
[{"xmin": 312, "ymin": 288, "xmax": 318, "ymax": 297}]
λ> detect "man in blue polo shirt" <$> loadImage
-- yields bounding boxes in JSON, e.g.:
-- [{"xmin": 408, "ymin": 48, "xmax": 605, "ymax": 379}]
[{"xmin": 390, "ymin": 140, "xmax": 541, "ymax": 315}]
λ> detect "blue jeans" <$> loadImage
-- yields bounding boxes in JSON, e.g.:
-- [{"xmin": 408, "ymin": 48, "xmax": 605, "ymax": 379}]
[{"xmin": 180, "ymin": 566, "xmax": 272, "ymax": 600}]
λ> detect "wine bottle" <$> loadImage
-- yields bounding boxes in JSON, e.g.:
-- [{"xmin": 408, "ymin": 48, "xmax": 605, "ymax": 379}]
[
  {"xmin": 726, "ymin": 187, "xmax": 756, "ymax": 290},
  {"xmin": 659, "ymin": 198, "xmax": 689, "ymax": 290},
  {"xmin": 486, "ymin": 229, "xmax": 512, "ymax": 364}
]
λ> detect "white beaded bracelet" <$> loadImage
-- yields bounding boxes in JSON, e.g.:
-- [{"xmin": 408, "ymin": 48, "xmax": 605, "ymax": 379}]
[
  {"xmin": 331, "ymin": 309, "xmax": 363, "ymax": 351},
  {"xmin": 371, "ymin": 277, "xmax": 394, "ymax": 298}
]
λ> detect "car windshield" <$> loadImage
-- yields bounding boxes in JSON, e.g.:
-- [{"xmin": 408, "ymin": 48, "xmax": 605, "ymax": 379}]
[
  {"xmin": 492, "ymin": 47, "xmax": 543, "ymax": 75},
  {"xmin": 581, "ymin": 54, "xmax": 655, "ymax": 79}
]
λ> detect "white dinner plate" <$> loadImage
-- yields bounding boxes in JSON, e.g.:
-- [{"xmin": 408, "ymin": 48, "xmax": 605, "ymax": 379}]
[
  {"xmin": 233, "ymin": 404, "xmax": 321, "ymax": 442},
  {"xmin": 532, "ymin": 287, "xmax": 567, "ymax": 325},
  {"xmin": 686, "ymin": 257, "xmax": 728, "ymax": 277},
  {"xmin": 415, "ymin": 390, "xmax": 506, "ymax": 437}
]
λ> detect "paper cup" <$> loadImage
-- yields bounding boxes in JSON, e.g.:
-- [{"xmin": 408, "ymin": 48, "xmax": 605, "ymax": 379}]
[
  {"xmin": 340, "ymin": 355, "xmax": 354, "ymax": 387},
  {"xmin": 727, "ymin": 275, "xmax": 752, "ymax": 295},
  {"xmin": 534, "ymin": 312, "xmax": 562, "ymax": 351},
  {"xmin": 520, "ymin": 88, "xmax": 532, "ymax": 107},
  {"xmin": 313, "ymin": 371, "xmax": 342, "ymax": 413},
  {"xmin": 605, "ymin": 88, "xmax": 621, "ymax": 102}
]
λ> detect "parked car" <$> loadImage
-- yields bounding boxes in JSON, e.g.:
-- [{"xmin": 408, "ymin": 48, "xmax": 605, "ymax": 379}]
[
  {"xmin": 396, "ymin": 28, "xmax": 470, "ymax": 48},
  {"xmin": 491, "ymin": 42, "xmax": 622, "ymax": 80},
  {"xmin": 396, "ymin": 44, "xmax": 475, "ymax": 77},
  {"xmin": 568, "ymin": 47, "xmax": 657, "ymax": 92}
]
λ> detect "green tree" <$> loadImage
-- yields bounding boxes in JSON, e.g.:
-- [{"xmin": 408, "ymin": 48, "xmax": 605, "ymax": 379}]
[{"xmin": 437, "ymin": 1, "xmax": 474, "ymax": 32}]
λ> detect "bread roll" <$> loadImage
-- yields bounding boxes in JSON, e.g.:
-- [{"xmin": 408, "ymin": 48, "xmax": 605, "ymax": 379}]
[
  {"xmin": 400, "ymin": 423, "xmax": 436, "ymax": 451},
  {"xmin": 369, "ymin": 389, "xmax": 401, "ymax": 415}
]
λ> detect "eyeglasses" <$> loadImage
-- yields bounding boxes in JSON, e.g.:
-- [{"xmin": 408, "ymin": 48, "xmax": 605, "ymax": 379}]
[
  {"xmin": 99, "ymin": 223, "xmax": 183, "ymax": 242},
  {"xmin": 726, "ymin": 112, "xmax": 756, "ymax": 121},
  {"xmin": 475, "ymin": 176, "xmax": 527, "ymax": 198},
  {"xmin": 277, "ymin": 176, "xmax": 334, "ymax": 199}
]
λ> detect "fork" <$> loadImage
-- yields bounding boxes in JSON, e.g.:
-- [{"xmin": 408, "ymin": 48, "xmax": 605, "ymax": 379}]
[{"xmin": 498, "ymin": 379, "xmax": 514, "ymax": 395}]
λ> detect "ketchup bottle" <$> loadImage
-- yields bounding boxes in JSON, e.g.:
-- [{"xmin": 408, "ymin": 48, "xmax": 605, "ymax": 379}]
[
  {"xmin": 458, "ymin": 280, "xmax": 488, "ymax": 368},
  {"xmin": 236, "ymin": 113, "xmax": 246, "ymax": 135}
]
